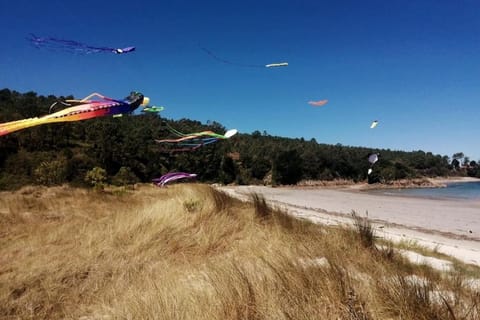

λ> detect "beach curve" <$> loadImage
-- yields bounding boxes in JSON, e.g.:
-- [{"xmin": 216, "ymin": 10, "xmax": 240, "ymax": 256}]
[{"xmin": 218, "ymin": 185, "xmax": 480, "ymax": 266}]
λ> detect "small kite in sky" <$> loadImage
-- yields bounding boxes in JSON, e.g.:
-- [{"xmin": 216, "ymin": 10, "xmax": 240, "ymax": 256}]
[
  {"xmin": 308, "ymin": 99, "xmax": 328, "ymax": 107},
  {"xmin": 142, "ymin": 106, "xmax": 165, "ymax": 113},
  {"xmin": 156, "ymin": 123, "xmax": 238, "ymax": 152},
  {"xmin": 199, "ymin": 45, "xmax": 288, "ymax": 68},
  {"xmin": 265, "ymin": 62, "xmax": 289, "ymax": 68},
  {"xmin": 370, "ymin": 120, "xmax": 378, "ymax": 129},
  {"xmin": 28, "ymin": 34, "xmax": 135, "ymax": 55},
  {"xmin": 152, "ymin": 172, "xmax": 197, "ymax": 187},
  {"xmin": 0, "ymin": 92, "xmax": 149, "ymax": 137}
]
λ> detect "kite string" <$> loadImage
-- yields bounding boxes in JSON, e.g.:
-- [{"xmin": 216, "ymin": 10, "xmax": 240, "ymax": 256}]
[{"xmin": 198, "ymin": 45, "xmax": 264, "ymax": 68}]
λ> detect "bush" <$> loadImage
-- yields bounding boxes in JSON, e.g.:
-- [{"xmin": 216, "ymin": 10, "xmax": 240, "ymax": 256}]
[
  {"xmin": 33, "ymin": 158, "xmax": 68, "ymax": 186},
  {"xmin": 84, "ymin": 167, "xmax": 107, "ymax": 190},
  {"xmin": 112, "ymin": 166, "xmax": 138, "ymax": 188}
]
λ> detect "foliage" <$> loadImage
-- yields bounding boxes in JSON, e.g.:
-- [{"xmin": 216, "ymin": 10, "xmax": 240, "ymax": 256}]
[
  {"xmin": 33, "ymin": 158, "xmax": 68, "ymax": 186},
  {"xmin": 84, "ymin": 167, "xmax": 107, "ymax": 190},
  {"xmin": 112, "ymin": 166, "xmax": 139, "ymax": 188},
  {"xmin": 0, "ymin": 88, "xmax": 474, "ymax": 190},
  {"xmin": 272, "ymin": 149, "xmax": 303, "ymax": 185},
  {"xmin": 219, "ymin": 156, "xmax": 236, "ymax": 185},
  {"xmin": 183, "ymin": 198, "xmax": 202, "ymax": 213}
]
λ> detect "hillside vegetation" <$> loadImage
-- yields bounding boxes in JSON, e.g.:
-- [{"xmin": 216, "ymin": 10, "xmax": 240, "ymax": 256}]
[
  {"xmin": 2, "ymin": 89, "xmax": 479, "ymax": 191},
  {"xmin": 1, "ymin": 184, "xmax": 479, "ymax": 319}
]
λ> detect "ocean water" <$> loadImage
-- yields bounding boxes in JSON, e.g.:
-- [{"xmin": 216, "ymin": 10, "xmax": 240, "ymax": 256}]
[{"xmin": 371, "ymin": 181, "xmax": 480, "ymax": 200}]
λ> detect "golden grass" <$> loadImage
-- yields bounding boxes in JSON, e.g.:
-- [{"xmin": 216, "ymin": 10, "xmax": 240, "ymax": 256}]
[{"xmin": 1, "ymin": 183, "xmax": 479, "ymax": 319}]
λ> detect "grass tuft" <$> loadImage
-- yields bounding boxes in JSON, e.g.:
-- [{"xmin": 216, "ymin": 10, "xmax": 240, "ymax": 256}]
[
  {"xmin": 352, "ymin": 210, "xmax": 376, "ymax": 249},
  {"xmin": 250, "ymin": 192, "xmax": 272, "ymax": 220}
]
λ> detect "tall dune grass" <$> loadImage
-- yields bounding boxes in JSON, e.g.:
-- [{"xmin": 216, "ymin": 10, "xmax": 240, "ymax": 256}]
[{"xmin": 0, "ymin": 184, "xmax": 478, "ymax": 319}]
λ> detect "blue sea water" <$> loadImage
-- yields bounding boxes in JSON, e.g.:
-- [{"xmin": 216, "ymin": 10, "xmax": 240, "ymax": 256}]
[{"xmin": 372, "ymin": 181, "xmax": 480, "ymax": 200}]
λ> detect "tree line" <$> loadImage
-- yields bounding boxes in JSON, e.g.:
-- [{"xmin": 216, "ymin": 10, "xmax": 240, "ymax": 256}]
[{"xmin": 0, "ymin": 89, "xmax": 478, "ymax": 190}]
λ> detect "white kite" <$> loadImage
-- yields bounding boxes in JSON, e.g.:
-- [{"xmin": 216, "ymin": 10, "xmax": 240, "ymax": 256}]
[
  {"xmin": 265, "ymin": 62, "xmax": 288, "ymax": 68},
  {"xmin": 370, "ymin": 120, "xmax": 378, "ymax": 129},
  {"xmin": 367, "ymin": 153, "xmax": 379, "ymax": 175}
]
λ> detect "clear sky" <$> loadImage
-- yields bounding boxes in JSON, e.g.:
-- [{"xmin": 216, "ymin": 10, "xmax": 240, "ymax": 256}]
[{"xmin": 1, "ymin": 0, "xmax": 479, "ymax": 161}]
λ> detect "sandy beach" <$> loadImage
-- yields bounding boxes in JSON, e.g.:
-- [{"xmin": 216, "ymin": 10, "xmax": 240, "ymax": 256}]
[{"xmin": 219, "ymin": 182, "xmax": 480, "ymax": 266}]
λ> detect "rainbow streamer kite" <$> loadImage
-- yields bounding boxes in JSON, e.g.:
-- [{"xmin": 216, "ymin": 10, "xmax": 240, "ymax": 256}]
[
  {"xmin": 0, "ymin": 92, "xmax": 149, "ymax": 137},
  {"xmin": 155, "ymin": 123, "xmax": 238, "ymax": 152}
]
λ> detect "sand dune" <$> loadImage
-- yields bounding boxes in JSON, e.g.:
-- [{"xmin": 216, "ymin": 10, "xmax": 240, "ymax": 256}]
[{"xmin": 219, "ymin": 185, "xmax": 480, "ymax": 266}]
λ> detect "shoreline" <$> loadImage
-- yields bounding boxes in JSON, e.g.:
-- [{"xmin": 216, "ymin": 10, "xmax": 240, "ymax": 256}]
[
  {"xmin": 218, "ymin": 184, "xmax": 480, "ymax": 266},
  {"xmin": 296, "ymin": 176, "xmax": 480, "ymax": 191},
  {"xmin": 429, "ymin": 176, "xmax": 480, "ymax": 183}
]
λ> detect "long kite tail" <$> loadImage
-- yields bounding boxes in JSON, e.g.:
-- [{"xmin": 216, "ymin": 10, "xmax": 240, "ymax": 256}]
[
  {"xmin": 164, "ymin": 122, "xmax": 190, "ymax": 137},
  {"xmin": 27, "ymin": 34, "xmax": 135, "ymax": 55},
  {"xmin": 163, "ymin": 122, "xmax": 221, "ymax": 139},
  {"xmin": 0, "ymin": 117, "xmax": 50, "ymax": 136}
]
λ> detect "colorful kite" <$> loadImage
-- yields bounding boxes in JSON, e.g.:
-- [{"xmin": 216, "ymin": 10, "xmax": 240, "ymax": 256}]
[
  {"xmin": 199, "ymin": 45, "xmax": 288, "ymax": 68},
  {"xmin": 308, "ymin": 99, "xmax": 328, "ymax": 107},
  {"xmin": 28, "ymin": 34, "xmax": 135, "ymax": 55},
  {"xmin": 370, "ymin": 120, "xmax": 378, "ymax": 129},
  {"xmin": 156, "ymin": 123, "xmax": 238, "ymax": 152},
  {"xmin": 142, "ymin": 106, "xmax": 165, "ymax": 113},
  {"xmin": 0, "ymin": 92, "xmax": 149, "ymax": 137},
  {"xmin": 152, "ymin": 172, "xmax": 197, "ymax": 187}
]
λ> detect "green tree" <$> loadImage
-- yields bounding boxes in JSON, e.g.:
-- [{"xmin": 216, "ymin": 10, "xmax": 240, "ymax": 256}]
[
  {"xmin": 112, "ymin": 166, "xmax": 139, "ymax": 188},
  {"xmin": 250, "ymin": 157, "xmax": 271, "ymax": 180},
  {"xmin": 272, "ymin": 149, "xmax": 303, "ymax": 185},
  {"xmin": 84, "ymin": 167, "xmax": 107, "ymax": 190},
  {"xmin": 219, "ymin": 156, "xmax": 236, "ymax": 185},
  {"xmin": 452, "ymin": 152, "xmax": 464, "ymax": 166},
  {"xmin": 451, "ymin": 159, "xmax": 460, "ymax": 170},
  {"xmin": 34, "ymin": 158, "xmax": 68, "ymax": 186}
]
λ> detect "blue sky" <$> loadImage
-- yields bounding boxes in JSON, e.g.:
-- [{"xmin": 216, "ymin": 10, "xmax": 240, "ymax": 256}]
[{"xmin": 1, "ymin": 0, "xmax": 479, "ymax": 160}]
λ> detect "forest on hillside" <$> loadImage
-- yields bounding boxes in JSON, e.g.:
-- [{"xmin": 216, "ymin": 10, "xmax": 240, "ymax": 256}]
[{"xmin": 1, "ymin": 89, "xmax": 478, "ymax": 190}]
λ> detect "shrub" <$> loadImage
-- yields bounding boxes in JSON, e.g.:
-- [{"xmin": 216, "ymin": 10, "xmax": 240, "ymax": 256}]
[
  {"xmin": 84, "ymin": 167, "xmax": 107, "ymax": 190},
  {"xmin": 33, "ymin": 158, "xmax": 68, "ymax": 186}
]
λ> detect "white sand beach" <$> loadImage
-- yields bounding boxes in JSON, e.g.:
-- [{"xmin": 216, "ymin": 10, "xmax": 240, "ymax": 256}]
[{"xmin": 219, "ymin": 184, "xmax": 480, "ymax": 266}]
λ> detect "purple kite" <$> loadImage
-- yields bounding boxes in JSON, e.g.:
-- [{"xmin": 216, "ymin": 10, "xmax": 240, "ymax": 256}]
[
  {"xmin": 152, "ymin": 172, "xmax": 197, "ymax": 187},
  {"xmin": 28, "ymin": 34, "xmax": 135, "ymax": 55}
]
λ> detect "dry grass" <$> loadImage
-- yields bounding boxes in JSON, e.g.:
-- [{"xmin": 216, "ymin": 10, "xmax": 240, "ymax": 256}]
[{"xmin": 1, "ymin": 183, "xmax": 479, "ymax": 319}]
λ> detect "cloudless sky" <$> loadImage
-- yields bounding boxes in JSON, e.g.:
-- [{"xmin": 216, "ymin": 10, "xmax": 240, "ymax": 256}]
[{"xmin": 1, "ymin": 0, "xmax": 479, "ymax": 160}]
